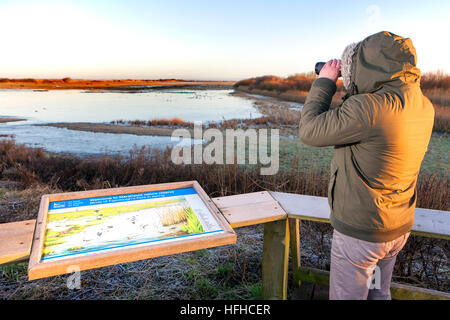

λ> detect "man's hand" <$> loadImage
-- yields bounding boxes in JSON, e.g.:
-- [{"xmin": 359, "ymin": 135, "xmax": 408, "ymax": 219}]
[{"xmin": 318, "ymin": 59, "xmax": 341, "ymax": 83}]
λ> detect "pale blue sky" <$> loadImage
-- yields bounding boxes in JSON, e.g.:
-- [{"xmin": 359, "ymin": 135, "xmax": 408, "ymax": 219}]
[{"xmin": 0, "ymin": 0, "xmax": 448, "ymax": 80}]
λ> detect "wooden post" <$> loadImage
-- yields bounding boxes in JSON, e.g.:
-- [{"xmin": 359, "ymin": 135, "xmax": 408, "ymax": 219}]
[
  {"xmin": 289, "ymin": 218, "xmax": 302, "ymax": 288},
  {"xmin": 262, "ymin": 219, "xmax": 290, "ymax": 300}
]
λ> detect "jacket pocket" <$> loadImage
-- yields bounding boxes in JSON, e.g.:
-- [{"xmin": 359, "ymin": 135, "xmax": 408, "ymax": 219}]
[{"xmin": 328, "ymin": 163, "xmax": 338, "ymax": 211}]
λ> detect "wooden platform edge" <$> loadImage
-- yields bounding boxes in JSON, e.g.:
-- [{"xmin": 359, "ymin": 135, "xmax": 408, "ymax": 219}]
[
  {"xmin": 284, "ymin": 214, "xmax": 450, "ymax": 240},
  {"xmin": 271, "ymin": 191, "xmax": 450, "ymax": 241},
  {"xmin": 212, "ymin": 191, "xmax": 287, "ymax": 228},
  {"xmin": 0, "ymin": 219, "xmax": 36, "ymax": 265}
]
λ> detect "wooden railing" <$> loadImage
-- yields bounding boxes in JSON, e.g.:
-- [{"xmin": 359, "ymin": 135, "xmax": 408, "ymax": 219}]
[{"xmin": 1, "ymin": 191, "xmax": 449, "ymax": 300}]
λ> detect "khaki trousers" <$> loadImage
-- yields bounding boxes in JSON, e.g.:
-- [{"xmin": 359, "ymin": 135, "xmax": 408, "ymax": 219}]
[{"xmin": 329, "ymin": 229, "xmax": 410, "ymax": 300}]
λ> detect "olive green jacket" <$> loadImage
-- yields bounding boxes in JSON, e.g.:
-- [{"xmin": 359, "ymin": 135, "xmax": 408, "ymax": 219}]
[{"xmin": 299, "ymin": 31, "xmax": 434, "ymax": 242}]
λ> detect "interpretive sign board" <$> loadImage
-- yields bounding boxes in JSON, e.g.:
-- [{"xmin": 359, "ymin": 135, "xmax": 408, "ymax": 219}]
[{"xmin": 28, "ymin": 181, "xmax": 236, "ymax": 280}]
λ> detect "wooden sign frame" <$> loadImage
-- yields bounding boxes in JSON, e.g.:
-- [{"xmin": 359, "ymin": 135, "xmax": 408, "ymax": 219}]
[{"xmin": 28, "ymin": 180, "xmax": 236, "ymax": 280}]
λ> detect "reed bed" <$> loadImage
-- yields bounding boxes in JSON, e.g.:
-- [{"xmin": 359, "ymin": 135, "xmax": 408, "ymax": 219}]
[
  {"xmin": 433, "ymin": 104, "xmax": 450, "ymax": 133},
  {"xmin": 159, "ymin": 207, "xmax": 188, "ymax": 226},
  {"xmin": 112, "ymin": 117, "xmax": 194, "ymax": 128}
]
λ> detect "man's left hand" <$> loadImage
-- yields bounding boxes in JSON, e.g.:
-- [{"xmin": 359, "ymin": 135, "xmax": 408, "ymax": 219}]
[{"xmin": 318, "ymin": 59, "xmax": 341, "ymax": 83}]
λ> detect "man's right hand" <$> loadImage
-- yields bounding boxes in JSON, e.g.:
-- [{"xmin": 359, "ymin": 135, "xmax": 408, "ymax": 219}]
[{"xmin": 318, "ymin": 59, "xmax": 341, "ymax": 83}]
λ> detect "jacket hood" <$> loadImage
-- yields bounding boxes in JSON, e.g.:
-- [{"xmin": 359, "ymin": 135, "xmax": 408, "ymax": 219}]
[{"xmin": 342, "ymin": 31, "xmax": 421, "ymax": 95}]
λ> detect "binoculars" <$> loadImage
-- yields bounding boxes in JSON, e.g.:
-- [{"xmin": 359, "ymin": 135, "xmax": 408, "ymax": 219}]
[{"xmin": 315, "ymin": 62, "xmax": 341, "ymax": 77}]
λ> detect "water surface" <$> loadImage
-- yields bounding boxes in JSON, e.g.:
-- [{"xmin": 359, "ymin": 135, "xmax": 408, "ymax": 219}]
[
  {"xmin": 0, "ymin": 89, "xmax": 259, "ymax": 123},
  {"xmin": 0, "ymin": 89, "xmax": 260, "ymax": 155}
]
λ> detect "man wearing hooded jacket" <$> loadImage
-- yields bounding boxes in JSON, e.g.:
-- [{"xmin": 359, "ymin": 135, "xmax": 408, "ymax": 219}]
[{"xmin": 299, "ymin": 31, "xmax": 434, "ymax": 300}]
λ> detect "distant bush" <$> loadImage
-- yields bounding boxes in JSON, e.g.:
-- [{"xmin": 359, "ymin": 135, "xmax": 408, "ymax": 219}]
[
  {"xmin": 236, "ymin": 71, "xmax": 450, "ymax": 94},
  {"xmin": 234, "ymin": 73, "xmax": 343, "ymax": 93},
  {"xmin": 17, "ymin": 78, "xmax": 38, "ymax": 83},
  {"xmin": 421, "ymin": 71, "xmax": 450, "ymax": 91},
  {"xmin": 434, "ymin": 104, "xmax": 450, "ymax": 133},
  {"xmin": 42, "ymin": 80, "xmax": 57, "ymax": 84},
  {"xmin": 147, "ymin": 117, "xmax": 192, "ymax": 127},
  {"xmin": 112, "ymin": 117, "xmax": 194, "ymax": 128}
]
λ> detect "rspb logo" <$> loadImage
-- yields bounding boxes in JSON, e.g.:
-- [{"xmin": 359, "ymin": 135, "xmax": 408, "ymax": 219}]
[{"xmin": 51, "ymin": 202, "xmax": 66, "ymax": 209}]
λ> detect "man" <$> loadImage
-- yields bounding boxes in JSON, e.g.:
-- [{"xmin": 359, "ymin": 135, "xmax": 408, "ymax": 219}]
[{"xmin": 298, "ymin": 31, "xmax": 434, "ymax": 300}]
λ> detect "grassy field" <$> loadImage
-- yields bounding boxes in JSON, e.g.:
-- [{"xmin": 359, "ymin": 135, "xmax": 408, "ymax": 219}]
[{"xmin": 278, "ymin": 134, "xmax": 449, "ymax": 177}]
